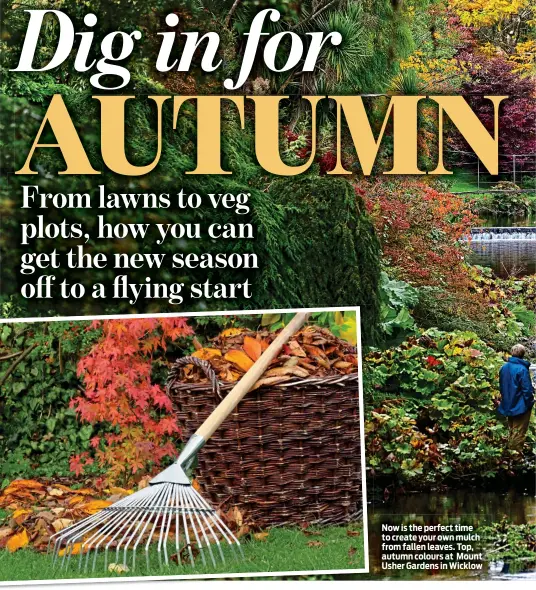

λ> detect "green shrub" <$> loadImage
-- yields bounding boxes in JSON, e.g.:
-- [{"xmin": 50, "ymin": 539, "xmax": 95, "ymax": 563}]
[
  {"xmin": 469, "ymin": 183, "xmax": 536, "ymax": 218},
  {"xmin": 266, "ymin": 177, "xmax": 381, "ymax": 343},
  {"xmin": 365, "ymin": 329, "xmax": 533, "ymax": 487},
  {"xmin": 0, "ymin": 321, "xmax": 102, "ymax": 485},
  {"xmin": 412, "ymin": 286, "xmax": 530, "ymax": 352},
  {"xmin": 378, "ymin": 271, "xmax": 418, "ymax": 345}
]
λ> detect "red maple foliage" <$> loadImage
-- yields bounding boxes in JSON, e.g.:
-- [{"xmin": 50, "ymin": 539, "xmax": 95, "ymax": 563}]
[
  {"xmin": 452, "ymin": 52, "xmax": 536, "ymax": 158},
  {"xmin": 70, "ymin": 318, "xmax": 193, "ymax": 484},
  {"xmin": 357, "ymin": 178, "xmax": 479, "ymax": 288}
]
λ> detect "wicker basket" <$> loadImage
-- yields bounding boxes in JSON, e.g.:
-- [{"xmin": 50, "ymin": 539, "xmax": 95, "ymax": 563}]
[{"xmin": 167, "ymin": 356, "xmax": 362, "ymax": 528}]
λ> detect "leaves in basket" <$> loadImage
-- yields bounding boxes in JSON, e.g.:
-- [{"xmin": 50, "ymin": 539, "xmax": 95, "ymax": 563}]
[
  {"xmin": 191, "ymin": 348, "xmax": 222, "ymax": 360},
  {"xmin": 251, "ymin": 375, "xmax": 292, "ymax": 390},
  {"xmin": 224, "ymin": 349, "xmax": 254, "ymax": 372},
  {"xmin": 303, "ymin": 345, "xmax": 330, "ymax": 369},
  {"xmin": 178, "ymin": 325, "xmax": 358, "ymax": 386},
  {"xmin": 243, "ymin": 336, "xmax": 262, "ymax": 361},
  {"xmin": 288, "ymin": 340, "xmax": 307, "ymax": 357},
  {"xmin": 220, "ymin": 327, "xmax": 244, "ymax": 338}
]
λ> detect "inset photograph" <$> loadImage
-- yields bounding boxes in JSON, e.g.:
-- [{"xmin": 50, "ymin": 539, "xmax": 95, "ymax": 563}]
[{"xmin": 0, "ymin": 308, "xmax": 367, "ymax": 582}]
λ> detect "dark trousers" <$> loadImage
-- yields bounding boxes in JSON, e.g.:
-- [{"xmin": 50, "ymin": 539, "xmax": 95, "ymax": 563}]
[{"xmin": 507, "ymin": 407, "xmax": 533, "ymax": 452}]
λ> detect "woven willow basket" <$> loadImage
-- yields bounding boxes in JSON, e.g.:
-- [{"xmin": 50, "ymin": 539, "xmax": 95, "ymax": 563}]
[{"xmin": 167, "ymin": 355, "xmax": 362, "ymax": 528}]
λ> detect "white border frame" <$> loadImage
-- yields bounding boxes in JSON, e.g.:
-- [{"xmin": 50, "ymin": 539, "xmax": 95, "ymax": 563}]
[{"xmin": 0, "ymin": 306, "xmax": 369, "ymax": 585}]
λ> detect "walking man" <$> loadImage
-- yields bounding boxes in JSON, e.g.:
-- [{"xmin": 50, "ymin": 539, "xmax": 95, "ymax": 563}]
[{"xmin": 498, "ymin": 344, "xmax": 534, "ymax": 452}]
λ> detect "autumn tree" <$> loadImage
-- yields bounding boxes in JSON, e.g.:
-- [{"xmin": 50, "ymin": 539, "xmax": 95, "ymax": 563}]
[{"xmin": 70, "ymin": 318, "xmax": 193, "ymax": 484}]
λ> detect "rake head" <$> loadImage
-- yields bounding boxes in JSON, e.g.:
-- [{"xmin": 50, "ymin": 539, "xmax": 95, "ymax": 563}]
[{"xmin": 49, "ymin": 467, "xmax": 242, "ymax": 573}]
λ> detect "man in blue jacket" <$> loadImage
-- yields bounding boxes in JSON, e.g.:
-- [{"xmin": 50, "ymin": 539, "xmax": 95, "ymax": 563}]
[{"xmin": 499, "ymin": 344, "xmax": 534, "ymax": 452}]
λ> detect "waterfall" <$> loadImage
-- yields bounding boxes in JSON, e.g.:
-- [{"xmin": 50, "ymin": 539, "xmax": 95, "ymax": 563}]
[{"xmin": 470, "ymin": 227, "xmax": 536, "ymax": 241}]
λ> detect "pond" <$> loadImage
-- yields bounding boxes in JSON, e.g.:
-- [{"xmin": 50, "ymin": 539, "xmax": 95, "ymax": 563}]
[
  {"xmin": 468, "ymin": 213, "xmax": 536, "ymax": 277},
  {"xmin": 367, "ymin": 490, "xmax": 536, "ymax": 580}
]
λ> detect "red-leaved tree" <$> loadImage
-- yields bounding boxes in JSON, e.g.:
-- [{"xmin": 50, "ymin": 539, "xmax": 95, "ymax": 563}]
[
  {"xmin": 357, "ymin": 178, "xmax": 479, "ymax": 288},
  {"xmin": 452, "ymin": 52, "xmax": 536, "ymax": 158},
  {"xmin": 70, "ymin": 318, "xmax": 193, "ymax": 485}
]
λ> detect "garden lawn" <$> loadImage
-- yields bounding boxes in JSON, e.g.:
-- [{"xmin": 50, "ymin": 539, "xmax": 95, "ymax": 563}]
[
  {"xmin": 0, "ymin": 525, "xmax": 364, "ymax": 581},
  {"xmin": 451, "ymin": 170, "xmax": 480, "ymax": 193}
]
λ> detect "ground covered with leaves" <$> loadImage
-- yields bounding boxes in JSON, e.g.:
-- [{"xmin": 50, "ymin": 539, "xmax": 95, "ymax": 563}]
[{"xmin": 0, "ymin": 478, "xmax": 364, "ymax": 580}]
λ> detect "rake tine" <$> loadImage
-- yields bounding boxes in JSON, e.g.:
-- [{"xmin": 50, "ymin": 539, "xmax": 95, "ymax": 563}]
[
  {"xmin": 179, "ymin": 486, "xmax": 196, "ymax": 567},
  {"xmin": 186, "ymin": 487, "xmax": 226, "ymax": 564},
  {"xmin": 131, "ymin": 484, "xmax": 169, "ymax": 571},
  {"xmin": 190, "ymin": 486, "xmax": 243, "ymax": 560},
  {"xmin": 184, "ymin": 486, "xmax": 218, "ymax": 567},
  {"xmin": 157, "ymin": 483, "xmax": 175, "ymax": 567},
  {"xmin": 174, "ymin": 484, "xmax": 181, "ymax": 561},
  {"xmin": 110, "ymin": 490, "xmax": 154, "ymax": 570},
  {"xmin": 145, "ymin": 483, "xmax": 173, "ymax": 570},
  {"xmin": 184, "ymin": 487, "xmax": 207, "ymax": 568},
  {"xmin": 85, "ymin": 490, "xmax": 152, "ymax": 572},
  {"xmin": 121, "ymin": 485, "xmax": 165, "ymax": 569}
]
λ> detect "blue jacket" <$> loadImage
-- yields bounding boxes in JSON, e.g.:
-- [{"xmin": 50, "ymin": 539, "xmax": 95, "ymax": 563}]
[{"xmin": 498, "ymin": 357, "xmax": 534, "ymax": 417}]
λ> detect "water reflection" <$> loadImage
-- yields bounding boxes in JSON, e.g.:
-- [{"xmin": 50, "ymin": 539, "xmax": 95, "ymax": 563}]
[
  {"xmin": 468, "ymin": 213, "xmax": 536, "ymax": 277},
  {"xmin": 367, "ymin": 491, "xmax": 536, "ymax": 580},
  {"xmin": 480, "ymin": 214, "xmax": 536, "ymax": 228},
  {"xmin": 469, "ymin": 240, "xmax": 536, "ymax": 277}
]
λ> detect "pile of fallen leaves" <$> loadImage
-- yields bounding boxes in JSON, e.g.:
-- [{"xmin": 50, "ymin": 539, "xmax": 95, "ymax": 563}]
[
  {"xmin": 184, "ymin": 325, "xmax": 358, "ymax": 388},
  {"xmin": 0, "ymin": 478, "xmax": 266, "ymax": 556},
  {"xmin": 0, "ymin": 479, "xmax": 131, "ymax": 554}
]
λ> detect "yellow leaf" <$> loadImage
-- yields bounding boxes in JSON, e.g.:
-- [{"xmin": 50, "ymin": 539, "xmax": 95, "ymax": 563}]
[
  {"xmin": 220, "ymin": 327, "xmax": 243, "ymax": 338},
  {"xmin": 52, "ymin": 518, "xmax": 74, "ymax": 532},
  {"xmin": 80, "ymin": 500, "xmax": 112, "ymax": 515},
  {"xmin": 253, "ymin": 532, "xmax": 269, "ymax": 542},
  {"xmin": 75, "ymin": 488, "xmax": 97, "ymax": 496},
  {"xmin": 48, "ymin": 488, "xmax": 64, "ymax": 497},
  {"xmin": 59, "ymin": 543, "xmax": 85, "ymax": 556},
  {"xmin": 339, "ymin": 315, "xmax": 357, "ymax": 346},
  {"xmin": 191, "ymin": 348, "xmax": 222, "ymax": 360},
  {"xmin": 334, "ymin": 311, "xmax": 344, "ymax": 325},
  {"xmin": 12, "ymin": 509, "xmax": 32, "ymax": 525},
  {"xmin": 6, "ymin": 529, "xmax": 29, "ymax": 553},
  {"xmin": 224, "ymin": 349, "xmax": 254, "ymax": 372},
  {"xmin": 5, "ymin": 479, "xmax": 44, "ymax": 491},
  {"xmin": 108, "ymin": 487, "xmax": 133, "ymax": 496},
  {"xmin": 243, "ymin": 336, "xmax": 262, "ymax": 362},
  {"xmin": 261, "ymin": 313, "xmax": 281, "ymax": 326},
  {"xmin": 108, "ymin": 562, "xmax": 130, "ymax": 574}
]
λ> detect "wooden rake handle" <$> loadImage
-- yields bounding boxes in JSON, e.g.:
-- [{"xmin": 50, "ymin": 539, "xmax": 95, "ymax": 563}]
[{"xmin": 195, "ymin": 311, "xmax": 311, "ymax": 442}]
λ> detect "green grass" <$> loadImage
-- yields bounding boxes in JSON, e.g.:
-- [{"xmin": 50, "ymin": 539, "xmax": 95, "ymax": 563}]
[
  {"xmin": 451, "ymin": 170, "xmax": 480, "ymax": 193},
  {"xmin": 0, "ymin": 525, "xmax": 364, "ymax": 581}
]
